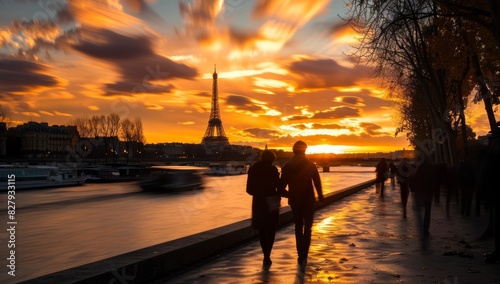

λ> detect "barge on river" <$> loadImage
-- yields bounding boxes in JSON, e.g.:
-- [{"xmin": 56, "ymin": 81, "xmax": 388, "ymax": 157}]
[{"xmin": 0, "ymin": 165, "xmax": 86, "ymax": 190}]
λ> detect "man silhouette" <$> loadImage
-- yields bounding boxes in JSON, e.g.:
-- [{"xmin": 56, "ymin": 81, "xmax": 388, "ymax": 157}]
[{"xmin": 279, "ymin": 140, "xmax": 323, "ymax": 268}]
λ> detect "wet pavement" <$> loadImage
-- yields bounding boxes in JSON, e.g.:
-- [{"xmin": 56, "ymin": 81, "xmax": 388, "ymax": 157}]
[{"xmin": 159, "ymin": 183, "xmax": 500, "ymax": 283}]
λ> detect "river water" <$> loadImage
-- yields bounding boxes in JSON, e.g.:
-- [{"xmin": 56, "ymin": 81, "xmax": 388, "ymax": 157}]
[{"xmin": 0, "ymin": 166, "xmax": 374, "ymax": 283}]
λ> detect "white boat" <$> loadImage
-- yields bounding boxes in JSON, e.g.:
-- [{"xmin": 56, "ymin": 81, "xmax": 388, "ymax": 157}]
[
  {"xmin": 57, "ymin": 168, "xmax": 87, "ymax": 186},
  {"xmin": 76, "ymin": 166, "xmax": 122, "ymax": 183},
  {"xmin": 0, "ymin": 165, "xmax": 86, "ymax": 190},
  {"xmin": 205, "ymin": 163, "xmax": 249, "ymax": 175}
]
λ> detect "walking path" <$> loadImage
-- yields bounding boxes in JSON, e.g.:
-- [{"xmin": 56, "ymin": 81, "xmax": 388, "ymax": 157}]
[{"xmin": 159, "ymin": 183, "xmax": 500, "ymax": 283}]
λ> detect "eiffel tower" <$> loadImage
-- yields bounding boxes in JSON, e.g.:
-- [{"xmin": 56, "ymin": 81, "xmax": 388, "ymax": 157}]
[{"xmin": 202, "ymin": 65, "xmax": 229, "ymax": 147}]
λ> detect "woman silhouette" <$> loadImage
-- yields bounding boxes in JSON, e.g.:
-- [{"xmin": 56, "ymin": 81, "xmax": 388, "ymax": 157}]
[{"xmin": 246, "ymin": 149, "xmax": 282, "ymax": 266}]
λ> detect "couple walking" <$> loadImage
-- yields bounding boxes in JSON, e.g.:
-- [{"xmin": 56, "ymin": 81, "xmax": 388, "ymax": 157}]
[{"xmin": 246, "ymin": 140, "xmax": 323, "ymax": 269}]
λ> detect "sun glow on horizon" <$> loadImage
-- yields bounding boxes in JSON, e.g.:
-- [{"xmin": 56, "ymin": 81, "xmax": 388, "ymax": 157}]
[{"xmin": 306, "ymin": 144, "xmax": 351, "ymax": 154}]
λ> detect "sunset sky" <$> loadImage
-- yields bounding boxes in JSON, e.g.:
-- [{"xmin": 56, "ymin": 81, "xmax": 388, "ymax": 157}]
[{"xmin": 0, "ymin": 0, "xmax": 494, "ymax": 153}]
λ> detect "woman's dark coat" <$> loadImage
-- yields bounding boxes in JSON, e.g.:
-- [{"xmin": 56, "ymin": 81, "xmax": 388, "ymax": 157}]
[{"xmin": 246, "ymin": 161, "xmax": 280, "ymax": 229}]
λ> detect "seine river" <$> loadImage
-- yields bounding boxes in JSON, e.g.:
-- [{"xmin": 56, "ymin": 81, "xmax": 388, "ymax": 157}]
[{"xmin": 0, "ymin": 166, "xmax": 374, "ymax": 283}]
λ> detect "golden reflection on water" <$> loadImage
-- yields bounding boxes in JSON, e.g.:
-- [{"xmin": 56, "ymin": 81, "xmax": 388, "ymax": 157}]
[
  {"xmin": 313, "ymin": 201, "xmax": 363, "ymax": 235},
  {"xmin": 349, "ymin": 201, "xmax": 363, "ymax": 211},
  {"xmin": 309, "ymin": 198, "xmax": 378, "ymax": 283},
  {"xmin": 314, "ymin": 216, "xmax": 335, "ymax": 234}
]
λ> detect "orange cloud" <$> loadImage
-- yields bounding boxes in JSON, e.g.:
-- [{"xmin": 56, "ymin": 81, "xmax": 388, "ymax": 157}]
[
  {"xmin": 253, "ymin": 77, "xmax": 290, "ymax": 89},
  {"xmin": 0, "ymin": 59, "xmax": 63, "ymax": 96},
  {"xmin": 54, "ymin": 111, "xmax": 73, "ymax": 117},
  {"xmin": 178, "ymin": 0, "xmax": 223, "ymax": 36},
  {"xmin": 225, "ymin": 95, "xmax": 281, "ymax": 117},
  {"xmin": 328, "ymin": 21, "xmax": 360, "ymax": 43},
  {"xmin": 121, "ymin": 0, "xmax": 165, "ymax": 25},
  {"xmin": 359, "ymin": 122, "xmax": 390, "ymax": 136},
  {"xmin": 253, "ymin": 0, "xmax": 329, "ymax": 24},
  {"xmin": 0, "ymin": 16, "xmax": 71, "ymax": 61},
  {"xmin": 21, "ymin": 112, "xmax": 40, "ymax": 117},
  {"xmin": 144, "ymin": 103, "xmax": 164, "ymax": 110},
  {"xmin": 71, "ymin": 29, "xmax": 198, "ymax": 96},
  {"xmin": 288, "ymin": 57, "xmax": 372, "ymax": 90},
  {"xmin": 87, "ymin": 105, "xmax": 100, "ymax": 110},
  {"xmin": 252, "ymin": 0, "xmax": 330, "ymax": 52},
  {"xmin": 334, "ymin": 96, "xmax": 366, "ymax": 106},
  {"xmin": 39, "ymin": 111, "xmax": 55, "ymax": 116},
  {"xmin": 181, "ymin": 0, "xmax": 331, "ymax": 58},
  {"xmin": 68, "ymin": 0, "xmax": 143, "ymax": 30}
]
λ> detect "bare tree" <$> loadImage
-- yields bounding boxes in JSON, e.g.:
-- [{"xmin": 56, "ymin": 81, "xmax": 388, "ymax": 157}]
[
  {"xmin": 120, "ymin": 118, "xmax": 135, "ymax": 164},
  {"xmin": 0, "ymin": 105, "xmax": 12, "ymax": 126},
  {"xmin": 107, "ymin": 113, "xmax": 121, "ymax": 163},
  {"xmin": 133, "ymin": 117, "xmax": 145, "ymax": 144},
  {"xmin": 99, "ymin": 114, "xmax": 124, "ymax": 163},
  {"xmin": 132, "ymin": 117, "xmax": 145, "ymax": 161},
  {"xmin": 89, "ymin": 115, "xmax": 103, "ymax": 139},
  {"xmin": 345, "ymin": 0, "xmax": 500, "ymax": 164},
  {"xmin": 345, "ymin": 0, "xmax": 459, "ymax": 164},
  {"xmin": 72, "ymin": 115, "xmax": 92, "ymax": 138}
]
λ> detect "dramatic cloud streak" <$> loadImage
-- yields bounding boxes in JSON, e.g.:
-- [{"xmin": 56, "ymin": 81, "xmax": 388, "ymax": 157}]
[
  {"xmin": 0, "ymin": 59, "xmax": 61, "ymax": 94},
  {"xmin": 289, "ymin": 57, "xmax": 372, "ymax": 90},
  {"xmin": 72, "ymin": 29, "xmax": 198, "ymax": 96}
]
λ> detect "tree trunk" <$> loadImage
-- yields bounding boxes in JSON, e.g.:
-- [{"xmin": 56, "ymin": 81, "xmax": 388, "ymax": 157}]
[{"xmin": 472, "ymin": 53, "xmax": 498, "ymax": 132}]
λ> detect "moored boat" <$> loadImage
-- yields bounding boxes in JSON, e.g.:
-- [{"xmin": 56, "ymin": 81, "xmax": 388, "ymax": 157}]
[
  {"xmin": 116, "ymin": 165, "xmax": 151, "ymax": 181},
  {"xmin": 0, "ymin": 165, "xmax": 86, "ymax": 190},
  {"xmin": 76, "ymin": 166, "xmax": 122, "ymax": 183},
  {"xmin": 205, "ymin": 163, "xmax": 249, "ymax": 175},
  {"xmin": 58, "ymin": 168, "xmax": 87, "ymax": 186}
]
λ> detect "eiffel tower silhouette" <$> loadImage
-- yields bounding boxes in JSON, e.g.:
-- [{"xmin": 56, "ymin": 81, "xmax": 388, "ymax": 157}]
[{"xmin": 202, "ymin": 65, "xmax": 229, "ymax": 147}]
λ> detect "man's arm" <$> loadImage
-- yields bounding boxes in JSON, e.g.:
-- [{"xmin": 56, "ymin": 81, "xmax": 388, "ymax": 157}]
[
  {"xmin": 312, "ymin": 166, "xmax": 323, "ymax": 200},
  {"xmin": 277, "ymin": 167, "xmax": 289, "ymax": 197}
]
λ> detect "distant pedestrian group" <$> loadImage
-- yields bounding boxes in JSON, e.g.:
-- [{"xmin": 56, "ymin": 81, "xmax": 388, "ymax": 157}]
[
  {"xmin": 374, "ymin": 156, "xmax": 438, "ymax": 235},
  {"xmin": 374, "ymin": 147, "xmax": 499, "ymax": 257}
]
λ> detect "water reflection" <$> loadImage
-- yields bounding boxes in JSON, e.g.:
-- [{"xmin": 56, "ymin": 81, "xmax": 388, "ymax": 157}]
[{"xmin": 314, "ymin": 216, "xmax": 335, "ymax": 234}]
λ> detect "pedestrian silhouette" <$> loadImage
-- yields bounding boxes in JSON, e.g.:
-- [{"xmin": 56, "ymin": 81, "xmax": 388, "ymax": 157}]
[
  {"xmin": 278, "ymin": 140, "xmax": 323, "ymax": 270},
  {"xmin": 246, "ymin": 149, "xmax": 283, "ymax": 266},
  {"xmin": 388, "ymin": 162, "xmax": 397, "ymax": 189},
  {"xmin": 396, "ymin": 160, "xmax": 411, "ymax": 218},
  {"xmin": 410, "ymin": 158, "xmax": 437, "ymax": 236},
  {"xmin": 443, "ymin": 163, "xmax": 459, "ymax": 215},
  {"xmin": 434, "ymin": 162, "xmax": 449, "ymax": 205},
  {"xmin": 375, "ymin": 158, "xmax": 388, "ymax": 196}
]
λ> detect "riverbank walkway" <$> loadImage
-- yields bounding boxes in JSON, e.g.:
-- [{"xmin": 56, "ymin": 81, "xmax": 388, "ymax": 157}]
[{"xmin": 159, "ymin": 182, "xmax": 500, "ymax": 283}]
